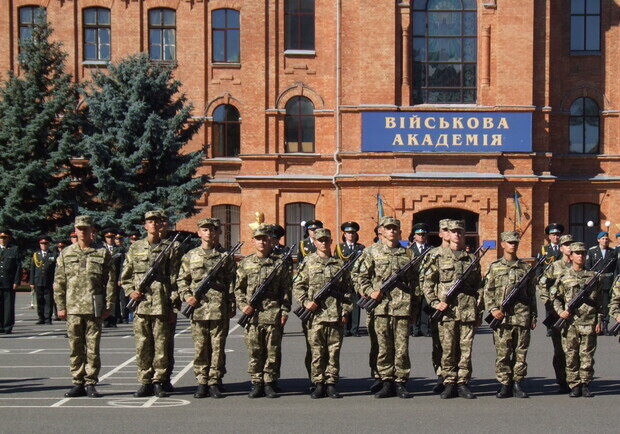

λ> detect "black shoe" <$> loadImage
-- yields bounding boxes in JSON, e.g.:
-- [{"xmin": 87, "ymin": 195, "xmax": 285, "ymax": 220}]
[
  {"xmin": 395, "ymin": 382, "xmax": 412, "ymax": 399},
  {"xmin": 248, "ymin": 383, "xmax": 263, "ymax": 398},
  {"xmin": 496, "ymin": 384, "xmax": 512, "ymax": 398},
  {"xmin": 45, "ymin": 320, "xmax": 52, "ymax": 325},
  {"xmin": 4, "ymin": 329, "xmax": 12, "ymax": 334},
  {"xmin": 440, "ymin": 383, "xmax": 457, "ymax": 399},
  {"xmin": 209, "ymin": 384, "xmax": 223, "ymax": 399},
  {"xmin": 270, "ymin": 381, "xmax": 282, "ymax": 393},
  {"xmin": 344, "ymin": 331, "xmax": 352, "ymax": 337},
  {"xmin": 513, "ymin": 382, "xmax": 528, "ymax": 398},
  {"xmin": 64, "ymin": 384, "xmax": 86, "ymax": 398},
  {"xmin": 370, "ymin": 379, "xmax": 383, "ymax": 394},
  {"xmin": 326, "ymin": 384, "xmax": 342, "ymax": 399},
  {"xmin": 264, "ymin": 383, "xmax": 279, "ymax": 398},
  {"xmin": 86, "ymin": 384, "xmax": 102, "ymax": 398},
  {"xmin": 153, "ymin": 382, "xmax": 168, "ymax": 398},
  {"xmin": 0, "ymin": 329, "xmax": 4, "ymax": 333},
  {"xmin": 134, "ymin": 384, "xmax": 154, "ymax": 398},
  {"xmin": 194, "ymin": 384, "xmax": 209, "ymax": 398},
  {"xmin": 569, "ymin": 385, "xmax": 582, "ymax": 397},
  {"xmin": 36, "ymin": 320, "xmax": 45, "ymax": 325},
  {"xmin": 353, "ymin": 333, "xmax": 361, "ymax": 337},
  {"xmin": 54, "ymin": 317, "xmax": 61, "ymax": 321},
  {"xmin": 161, "ymin": 381, "xmax": 174, "ymax": 393},
  {"xmin": 374, "ymin": 381, "xmax": 396, "ymax": 398},
  {"xmin": 432, "ymin": 376, "xmax": 445, "ymax": 394},
  {"xmin": 424, "ymin": 331, "xmax": 432, "ymax": 337},
  {"xmin": 557, "ymin": 382, "xmax": 571, "ymax": 394},
  {"xmin": 457, "ymin": 383, "xmax": 475, "ymax": 399},
  {"xmin": 582, "ymin": 384, "xmax": 593, "ymax": 398},
  {"xmin": 311, "ymin": 383, "xmax": 325, "ymax": 399}
]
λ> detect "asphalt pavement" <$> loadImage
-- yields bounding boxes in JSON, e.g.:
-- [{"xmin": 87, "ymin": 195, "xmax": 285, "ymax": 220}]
[{"xmin": 1, "ymin": 292, "xmax": 619, "ymax": 433}]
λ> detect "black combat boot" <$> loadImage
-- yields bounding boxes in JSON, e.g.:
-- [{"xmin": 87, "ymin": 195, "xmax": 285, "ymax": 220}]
[
  {"xmin": 64, "ymin": 384, "xmax": 86, "ymax": 398},
  {"xmin": 311, "ymin": 383, "xmax": 325, "ymax": 399},
  {"xmin": 457, "ymin": 383, "xmax": 475, "ymax": 399},
  {"xmin": 248, "ymin": 383, "xmax": 263, "ymax": 398},
  {"xmin": 374, "ymin": 381, "xmax": 396, "ymax": 398},
  {"xmin": 133, "ymin": 384, "xmax": 154, "ymax": 398},
  {"xmin": 569, "ymin": 385, "xmax": 582, "ymax": 397},
  {"xmin": 86, "ymin": 384, "xmax": 102, "ymax": 398},
  {"xmin": 194, "ymin": 384, "xmax": 209, "ymax": 398},
  {"xmin": 153, "ymin": 382, "xmax": 168, "ymax": 398},
  {"xmin": 326, "ymin": 384, "xmax": 342, "ymax": 399},
  {"xmin": 370, "ymin": 378, "xmax": 383, "ymax": 394},
  {"xmin": 395, "ymin": 382, "xmax": 412, "ymax": 399},
  {"xmin": 557, "ymin": 382, "xmax": 571, "ymax": 394},
  {"xmin": 440, "ymin": 383, "xmax": 457, "ymax": 399},
  {"xmin": 264, "ymin": 382, "xmax": 279, "ymax": 398},
  {"xmin": 496, "ymin": 383, "xmax": 512, "ymax": 399},
  {"xmin": 161, "ymin": 380, "xmax": 175, "ymax": 393},
  {"xmin": 512, "ymin": 382, "xmax": 529, "ymax": 398},
  {"xmin": 581, "ymin": 383, "xmax": 593, "ymax": 398},
  {"xmin": 209, "ymin": 384, "xmax": 223, "ymax": 399},
  {"xmin": 432, "ymin": 376, "xmax": 445, "ymax": 394}
]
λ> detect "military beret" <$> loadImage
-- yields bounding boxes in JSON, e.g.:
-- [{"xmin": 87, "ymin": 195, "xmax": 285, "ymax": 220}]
[
  {"xmin": 197, "ymin": 217, "xmax": 220, "ymax": 228},
  {"xmin": 0, "ymin": 228, "xmax": 12, "ymax": 238},
  {"xmin": 144, "ymin": 211, "xmax": 162, "ymax": 221},
  {"xmin": 500, "ymin": 231, "xmax": 519, "ymax": 243},
  {"xmin": 380, "ymin": 216, "xmax": 400, "ymax": 228},
  {"xmin": 439, "ymin": 219, "xmax": 451, "ymax": 230},
  {"xmin": 413, "ymin": 222, "xmax": 430, "ymax": 234},
  {"xmin": 545, "ymin": 223, "xmax": 564, "ymax": 235},
  {"xmin": 570, "ymin": 242, "xmax": 587, "ymax": 252},
  {"xmin": 272, "ymin": 224, "xmax": 286, "ymax": 239},
  {"xmin": 559, "ymin": 234, "xmax": 574, "ymax": 245},
  {"xmin": 38, "ymin": 235, "xmax": 52, "ymax": 244},
  {"xmin": 314, "ymin": 228, "xmax": 332, "ymax": 240},
  {"xmin": 304, "ymin": 219, "xmax": 323, "ymax": 230},
  {"xmin": 448, "ymin": 220, "xmax": 465, "ymax": 231},
  {"xmin": 75, "ymin": 215, "xmax": 93, "ymax": 228},
  {"xmin": 253, "ymin": 224, "xmax": 275, "ymax": 238},
  {"xmin": 341, "ymin": 221, "xmax": 360, "ymax": 232},
  {"xmin": 597, "ymin": 231, "xmax": 609, "ymax": 239}
]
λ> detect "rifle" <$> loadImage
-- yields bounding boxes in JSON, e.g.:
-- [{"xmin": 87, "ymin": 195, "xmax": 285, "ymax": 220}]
[
  {"xmin": 357, "ymin": 247, "xmax": 431, "ymax": 313},
  {"xmin": 484, "ymin": 255, "xmax": 547, "ymax": 331},
  {"xmin": 237, "ymin": 244, "xmax": 296, "ymax": 326},
  {"xmin": 543, "ymin": 256, "xmax": 610, "ymax": 331},
  {"xmin": 126, "ymin": 233, "xmax": 191, "ymax": 312},
  {"xmin": 179, "ymin": 242, "xmax": 243, "ymax": 319},
  {"xmin": 430, "ymin": 246, "xmax": 489, "ymax": 321},
  {"xmin": 293, "ymin": 250, "xmax": 362, "ymax": 322},
  {"xmin": 610, "ymin": 321, "xmax": 620, "ymax": 336}
]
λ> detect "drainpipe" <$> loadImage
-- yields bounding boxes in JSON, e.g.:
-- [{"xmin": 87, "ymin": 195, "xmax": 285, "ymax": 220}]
[{"xmin": 332, "ymin": 0, "xmax": 342, "ymax": 230}]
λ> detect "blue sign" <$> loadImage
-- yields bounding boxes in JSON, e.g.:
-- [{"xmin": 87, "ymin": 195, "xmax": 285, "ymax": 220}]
[{"xmin": 362, "ymin": 112, "xmax": 532, "ymax": 153}]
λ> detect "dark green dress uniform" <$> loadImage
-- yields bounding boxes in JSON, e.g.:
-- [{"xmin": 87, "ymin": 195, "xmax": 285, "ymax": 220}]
[
  {"xmin": 299, "ymin": 219, "xmax": 323, "ymax": 262},
  {"xmin": 0, "ymin": 231, "xmax": 21, "ymax": 334},
  {"xmin": 30, "ymin": 240, "xmax": 57, "ymax": 324}
]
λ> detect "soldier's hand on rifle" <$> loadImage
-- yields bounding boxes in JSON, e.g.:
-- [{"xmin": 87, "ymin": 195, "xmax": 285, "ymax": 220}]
[
  {"xmin": 306, "ymin": 301, "xmax": 318, "ymax": 312},
  {"xmin": 370, "ymin": 290, "xmax": 382, "ymax": 301},
  {"xmin": 242, "ymin": 305, "xmax": 254, "ymax": 316},
  {"xmin": 491, "ymin": 309, "xmax": 505, "ymax": 320},
  {"xmin": 341, "ymin": 315, "xmax": 347, "ymax": 325},
  {"xmin": 595, "ymin": 322, "xmax": 602, "ymax": 334},
  {"xmin": 531, "ymin": 319, "xmax": 537, "ymax": 330},
  {"xmin": 436, "ymin": 301, "xmax": 448, "ymax": 311},
  {"xmin": 559, "ymin": 310, "xmax": 571, "ymax": 319},
  {"xmin": 129, "ymin": 291, "xmax": 142, "ymax": 301},
  {"xmin": 187, "ymin": 296, "xmax": 198, "ymax": 307},
  {"xmin": 101, "ymin": 308, "xmax": 111, "ymax": 320},
  {"xmin": 58, "ymin": 309, "xmax": 67, "ymax": 320},
  {"xmin": 281, "ymin": 315, "xmax": 288, "ymax": 326},
  {"xmin": 227, "ymin": 310, "xmax": 236, "ymax": 319}
]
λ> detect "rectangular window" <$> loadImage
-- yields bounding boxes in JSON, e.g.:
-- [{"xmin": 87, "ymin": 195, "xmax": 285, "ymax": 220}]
[
  {"xmin": 212, "ymin": 9, "xmax": 240, "ymax": 63},
  {"xmin": 284, "ymin": 0, "xmax": 315, "ymax": 51},
  {"xmin": 19, "ymin": 6, "xmax": 46, "ymax": 44},
  {"xmin": 212, "ymin": 205, "xmax": 240, "ymax": 249},
  {"xmin": 83, "ymin": 8, "xmax": 111, "ymax": 61},
  {"xmin": 149, "ymin": 9, "xmax": 176, "ymax": 61},
  {"xmin": 570, "ymin": 0, "xmax": 601, "ymax": 52}
]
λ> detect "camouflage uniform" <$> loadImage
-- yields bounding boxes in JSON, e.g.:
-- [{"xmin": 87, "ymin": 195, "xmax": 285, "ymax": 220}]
[
  {"xmin": 235, "ymin": 253, "xmax": 292, "ymax": 384},
  {"xmin": 121, "ymin": 238, "xmax": 176, "ymax": 385},
  {"xmin": 551, "ymin": 266, "xmax": 602, "ymax": 389},
  {"xmin": 53, "ymin": 242, "xmax": 116, "ymax": 385},
  {"xmin": 419, "ymin": 246, "xmax": 443, "ymax": 376},
  {"xmin": 422, "ymin": 247, "xmax": 482, "ymax": 385},
  {"xmin": 178, "ymin": 246, "xmax": 235, "ymax": 386},
  {"xmin": 293, "ymin": 252, "xmax": 352, "ymax": 385},
  {"xmin": 356, "ymin": 241, "xmax": 419, "ymax": 383},
  {"xmin": 609, "ymin": 277, "xmax": 620, "ymax": 320},
  {"xmin": 484, "ymin": 257, "xmax": 536, "ymax": 385}
]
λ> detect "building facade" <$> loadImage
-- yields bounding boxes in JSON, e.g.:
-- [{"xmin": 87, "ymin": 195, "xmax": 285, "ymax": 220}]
[{"xmin": 1, "ymin": 0, "xmax": 619, "ymax": 263}]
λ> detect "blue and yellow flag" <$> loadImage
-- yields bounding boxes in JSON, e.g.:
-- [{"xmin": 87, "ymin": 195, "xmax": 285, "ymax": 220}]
[
  {"xmin": 514, "ymin": 190, "xmax": 522, "ymax": 227},
  {"xmin": 377, "ymin": 193, "xmax": 384, "ymax": 219}
]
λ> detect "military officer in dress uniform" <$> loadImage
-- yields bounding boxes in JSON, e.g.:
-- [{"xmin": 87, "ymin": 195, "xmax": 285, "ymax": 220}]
[
  {"xmin": 537, "ymin": 223, "xmax": 564, "ymax": 336},
  {"xmin": 299, "ymin": 219, "xmax": 323, "ymax": 261},
  {"xmin": 585, "ymin": 231, "xmax": 616, "ymax": 335},
  {"xmin": 334, "ymin": 221, "xmax": 365, "ymax": 337},
  {"xmin": 30, "ymin": 235, "xmax": 57, "ymax": 325},
  {"xmin": 410, "ymin": 223, "xmax": 431, "ymax": 337},
  {"xmin": 0, "ymin": 229, "xmax": 21, "ymax": 334}
]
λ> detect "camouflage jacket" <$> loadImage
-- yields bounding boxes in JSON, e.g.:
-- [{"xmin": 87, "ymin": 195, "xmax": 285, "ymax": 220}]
[
  {"xmin": 551, "ymin": 267, "xmax": 602, "ymax": 326},
  {"xmin": 422, "ymin": 247, "xmax": 483, "ymax": 322},
  {"xmin": 177, "ymin": 246, "xmax": 236, "ymax": 320},
  {"xmin": 483, "ymin": 257, "xmax": 537, "ymax": 327},
  {"xmin": 234, "ymin": 253, "xmax": 292, "ymax": 325},
  {"xmin": 537, "ymin": 259, "xmax": 571, "ymax": 307},
  {"xmin": 293, "ymin": 253, "xmax": 352, "ymax": 323},
  {"xmin": 355, "ymin": 242, "xmax": 419, "ymax": 317},
  {"xmin": 608, "ymin": 277, "xmax": 620, "ymax": 318},
  {"xmin": 121, "ymin": 238, "xmax": 176, "ymax": 316},
  {"xmin": 53, "ymin": 243, "xmax": 116, "ymax": 314}
]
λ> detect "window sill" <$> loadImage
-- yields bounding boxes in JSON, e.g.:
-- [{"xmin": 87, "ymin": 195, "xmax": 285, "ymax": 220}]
[
  {"xmin": 284, "ymin": 49, "xmax": 316, "ymax": 57},
  {"xmin": 212, "ymin": 62, "xmax": 241, "ymax": 69},
  {"xmin": 82, "ymin": 60, "xmax": 109, "ymax": 66},
  {"xmin": 570, "ymin": 51, "xmax": 601, "ymax": 56},
  {"xmin": 206, "ymin": 157, "xmax": 242, "ymax": 162}
]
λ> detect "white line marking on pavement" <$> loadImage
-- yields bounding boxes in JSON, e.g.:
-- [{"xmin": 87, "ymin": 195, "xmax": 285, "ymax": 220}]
[
  {"xmin": 99, "ymin": 356, "xmax": 137, "ymax": 382},
  {"xmin": 28, "ymin": 349, "xmax": 44, "ymax": 354},
  {"xmin": 50, "ymin": 398, "xmax": 70, "ymax": 407}
]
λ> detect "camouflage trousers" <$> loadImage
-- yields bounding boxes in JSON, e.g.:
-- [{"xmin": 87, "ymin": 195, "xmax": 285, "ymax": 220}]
[
  {"xmin": 562, "ymin": 323, "xmax": 597, "ymax": 388},
  {"xmin": 374, "ymin": 315, "xmax": 411, "ymax": 382},
  {"xmin": 133, "ymin": 314, "xmax": 169, "ymax": 384},
  {"xmin": 163, "ymin": 314, "xmax": 177, "ymax": 382},
  {"xmin": 431, "ymin": 317, "xmax": 443, "ymax": 376},
  {"xmin": 308, "ymin": 320, "xmax": 344, "ymax": 384},
  {"xmin": 66, "ymin": 314, "xmax": 102, "ymax": 385},
  {"xmin": 191, "ymin": 319, "xmax": 227, "ymax": 385},
  {"xmin": 366, "ymin": 313, "xmax": 379, "ymax": 379},
  {"xmin": 438, "ymin": 320, "xmax": 475, "ymax": 384},
  {"xmin": 493, "ymin": 324, "xmax": 530, "ymax": 385},
  {"xmin": 244, "ymin": 323, "xmax": 282, "ymax": 384}
]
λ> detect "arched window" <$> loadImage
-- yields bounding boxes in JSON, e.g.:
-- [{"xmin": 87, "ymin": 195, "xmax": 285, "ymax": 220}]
[
  {"xmin": 285, "ymin": 202, "xmax": 315, "ymax": 248},
  {"xmin": 412, "ymin": 0, "xmax": 477, "ymax": 104},
  {"xmin": 569, "ymin": 97, "xmax": 599, "ymax": 154},
  {"xmin": 569, "ymin": 203, "xmax": 599, "ymax": 248},
  {"xmin": 285, "ymin": 0, "xmax": 315, "ymax": 51},
  {"xmin": 285, "ymin": 96, "xmax": 314, "ymax": 153},
  {"xmin": 212, "ymin": 205, "xmax": 240, "ymax": 249},
  {"xmin": 149, "ymin": 8, "xmax": 176, "ymax": 61},
  {"xmin": 19, "ymin": 6, "xmax": 46, "ymax": 43},
  {"xmin": 570, "ymin": 0, "xmax": 600, "ymax": 52},
  {"xmin": 83, "ymin": 7, "xmax": 111, "ymax": 61},
  {"xmin": 212, "ymin": 9, "xmax": 240, "ymax": 63},
  {"xmin": 212, "ymin": 104, "xmax": 241, "ymax": 157}
]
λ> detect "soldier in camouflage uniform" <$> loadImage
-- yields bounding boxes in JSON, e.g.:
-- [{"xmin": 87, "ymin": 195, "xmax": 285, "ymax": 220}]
[
  {"xmin": 235, "ymin": 224, "xmax": 292, "ymax": 398},
  {"xmin": 178, "ymin": 218, "xmax": 236, "ymax": 399},
  {"xmin": 293, "ymin": 228, "xmax": 352, "ymax": 399},
  {"xmin": 356, "ymin": 217, "xmax": 419, "ymax": 399},
  {"xmin": 422, "ymin": 219, "xmax": 482, "ymax": 399},
  {"xmin": 551, "ymin": 242, "xmax": 602, "ymax": 398},
  {"xmin": 536, "ymin": 233, "xmax": 574, "ymax": 393},
  {"xmin": 53, "ymin": 215, "xmax": 116, "ymax": 398},
  {"xmin": 483, "ymin": 231, "xmax": 537, "ymax": 399},
  {"xmin": 608, "ymin": 277, "xmax": 620, "ymax": 337},
  {"xmin": 121, "ymin": 211, "xmax": 177, "ymax": 398}
]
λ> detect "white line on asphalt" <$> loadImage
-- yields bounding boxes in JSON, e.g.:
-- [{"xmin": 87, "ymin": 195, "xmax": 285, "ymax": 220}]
[
  {"xmin": 99, "ymin": 355, "xmax": 137, "ymax": 382},
  {"xmin": 28, "ymin": 349, "xmax": 44, "ymax": 354},
  {"xmin": 50, "ymin": 398, "xmax": 70, "ymax": 407}
]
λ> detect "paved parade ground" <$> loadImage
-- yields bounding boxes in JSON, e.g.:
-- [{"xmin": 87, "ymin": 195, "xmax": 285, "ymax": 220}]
[{"xmin": 1, "ymin": 293, "xmax": 619, "ymax": 433}]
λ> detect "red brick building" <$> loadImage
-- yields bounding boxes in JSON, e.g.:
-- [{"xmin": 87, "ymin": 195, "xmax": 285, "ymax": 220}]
[{"xmin": 1, "ymin": 1, "xmax": 618, "ymax": 263}]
